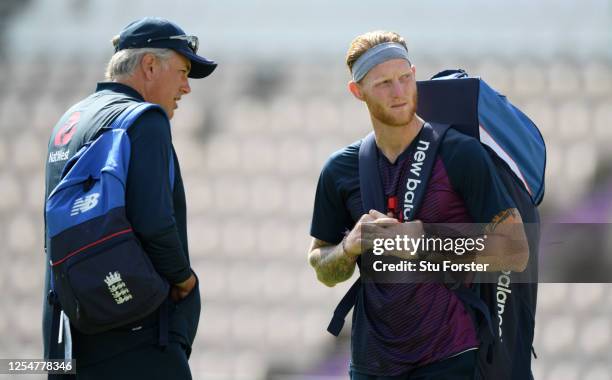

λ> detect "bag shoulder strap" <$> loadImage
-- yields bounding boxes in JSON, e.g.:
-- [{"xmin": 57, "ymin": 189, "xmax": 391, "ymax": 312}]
[
  {"xmin": 110, "ymin": 102, "xmax": 162, "ymax": 131},
  {"xmin": 115, "ymin": 103, "xmax": 175, "ymax": 191},
  {"xmin": 123, "ymin": 103, "xmax": 175, "ymax": 191},
  {"xmin": 358, "ymin": 131, "xmax": 385, "ymax": 213},
  {"xmin": 327, "ymin": 122, "xmax": 450, "ymax": 336},
  {"xmin": 358, "ymin": 123, "xmax": 450, "ymax": 216}
]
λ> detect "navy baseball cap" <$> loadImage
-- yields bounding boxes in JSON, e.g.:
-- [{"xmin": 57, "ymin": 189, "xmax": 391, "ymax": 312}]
[{"xmin": 116, "ymin": 17, "xmax": 217, "ymax": 79}]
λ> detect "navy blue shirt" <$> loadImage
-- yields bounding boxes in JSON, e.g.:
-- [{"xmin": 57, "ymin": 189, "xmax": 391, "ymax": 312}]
[{"xmin": 310, "ymin": 128, "xmax": 515, "ymax": 375}]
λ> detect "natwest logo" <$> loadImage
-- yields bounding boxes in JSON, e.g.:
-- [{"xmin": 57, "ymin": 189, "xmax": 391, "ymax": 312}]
[
  {"xmin": 54, "ymin": 111, "xmax": 81, "ymax": 146},
  {"xmin": 48, "ymin": 149, "xmax": 69, "ymax": 163}
]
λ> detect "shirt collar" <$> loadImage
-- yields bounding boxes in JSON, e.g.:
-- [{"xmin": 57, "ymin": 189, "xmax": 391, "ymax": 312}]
[{"xmin": 95, "ymin": 82, "xmax": 145, "ymax": 101}]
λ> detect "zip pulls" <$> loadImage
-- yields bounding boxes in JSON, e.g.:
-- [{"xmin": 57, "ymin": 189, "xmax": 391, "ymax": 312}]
[{"xmin": 386, "ymin": 196, "xmax": 404, "ymax": 222}]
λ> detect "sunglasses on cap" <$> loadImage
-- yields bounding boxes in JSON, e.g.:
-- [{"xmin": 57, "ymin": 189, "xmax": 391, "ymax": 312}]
[{"xmin": 146, "ymin": 35, "xmax": 199, "ymax": 54}]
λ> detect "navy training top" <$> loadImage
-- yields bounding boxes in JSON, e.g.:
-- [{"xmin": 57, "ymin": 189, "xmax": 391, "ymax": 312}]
[{"xmin": 310, "ymin": 127, "xmax": 516, "ymax": 376}]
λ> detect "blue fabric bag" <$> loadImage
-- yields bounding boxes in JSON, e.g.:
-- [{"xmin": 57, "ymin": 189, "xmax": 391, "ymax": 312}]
[
  {"xmin": 45, "ymin": 103, "xmax": 170, "ymax": 334},
  {"xmin": 417, "ymin": 70, "xmax": 542, "ymax": 379},
  {"xmin": 417, "ymin": 69, "xmax": 546, "ymax": 205}
]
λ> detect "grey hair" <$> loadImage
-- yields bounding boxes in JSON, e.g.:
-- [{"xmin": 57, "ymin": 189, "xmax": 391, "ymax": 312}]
[{"xmin": 104, "ymin": 46, "xmax": 174, "ymax": 81}]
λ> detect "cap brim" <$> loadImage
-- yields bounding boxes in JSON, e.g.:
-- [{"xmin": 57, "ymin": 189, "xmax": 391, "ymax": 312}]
[{"xmin": 179, "ymin": 48, "xmax": 217, "ymax": 79}]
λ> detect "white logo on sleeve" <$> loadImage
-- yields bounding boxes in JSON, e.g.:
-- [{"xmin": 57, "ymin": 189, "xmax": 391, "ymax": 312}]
[{"xmin": 70, "ymin": 193, "xmax": 100, "ymax": 216}]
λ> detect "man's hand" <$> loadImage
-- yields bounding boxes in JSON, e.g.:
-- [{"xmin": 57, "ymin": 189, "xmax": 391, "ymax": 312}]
[
  {"xmin": 343, "ymin": 210, "xmax": 400, "ymax": 257},
  {"xmin": 171, "ymin": 272, "xmax": 196, "ymax": 302},
  {"xmin": 308, "ymin": 209, "xmax": 399, "ymax": 287},
  {"xmin": 365, "ymin": 210, "xmax": 425, "ymax": 259}
]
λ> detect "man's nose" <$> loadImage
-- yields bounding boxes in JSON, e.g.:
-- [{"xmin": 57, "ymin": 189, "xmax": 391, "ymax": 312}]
[
  {"xmin": 181, "ymin": 78, "xmax": 191, "ymax": 95},
  {"xmin": 391, "ymin": 80, "xmax": 403, "ymax": 97}
]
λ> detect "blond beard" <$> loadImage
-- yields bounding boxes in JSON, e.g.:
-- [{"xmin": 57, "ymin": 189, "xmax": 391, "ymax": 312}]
[{"xmin": 365, "ymin": 91, "xmax": 418, "ymax": 127}]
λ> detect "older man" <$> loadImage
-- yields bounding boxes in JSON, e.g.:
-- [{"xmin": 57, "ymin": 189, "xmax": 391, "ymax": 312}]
[
  {"xmin": 43, "ymin": 17, "xmax": 216, "ymax": 379},
  {"xmin": 308, "ymin": 31, "xmax": 528, "ymax": 379}
]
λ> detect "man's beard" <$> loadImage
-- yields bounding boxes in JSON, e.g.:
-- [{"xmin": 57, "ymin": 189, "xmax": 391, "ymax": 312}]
[{"xmin": 365, "ymin": 90, "xmax": 418, "ymax": 127}]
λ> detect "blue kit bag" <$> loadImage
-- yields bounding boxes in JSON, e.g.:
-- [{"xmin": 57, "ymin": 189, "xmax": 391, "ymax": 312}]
[
  {"xmin": 45, "ymin": 103, "xmax": 170, "ymax": 334},
  {"xmin": 419, "ymin": 69, "xmax": 543, "ymax": 379},
  {"xmin": 417, "ymin": 69, "xmax": 545, "ymax": 205}
]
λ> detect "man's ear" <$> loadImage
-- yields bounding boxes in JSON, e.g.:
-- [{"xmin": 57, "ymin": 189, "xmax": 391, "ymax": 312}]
[
  {"xmin": 348, "ymin": 80, "xmax": 364, "ymax": 101},
  {"xmin": 140, "ymin": 53, "xmax": 157, "ymax": 80}
]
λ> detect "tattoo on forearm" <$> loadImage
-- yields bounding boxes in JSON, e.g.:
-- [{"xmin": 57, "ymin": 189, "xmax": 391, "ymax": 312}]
[
  {"xmin": 312, "ymin": 242, "xmax": 356, "ymax": 285},
  {"xmin": 486, "ymin": 208, "xmax": 518, "ymax": 233}
]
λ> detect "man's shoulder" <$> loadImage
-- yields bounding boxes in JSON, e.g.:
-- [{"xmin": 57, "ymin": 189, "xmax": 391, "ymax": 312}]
[
  {"xmin": 126, "ymin": 104, "xmax": 170, "ymax": 140},
  {"xmin": 88, "ymin": 84, "xmax": 167, "ymax": 129},
  {"xmin": 438, "ymin": 127, "xmax": 486, "ymax": 163},
  {"xmin": 440, "ymin": 127, "xmax": 479, "ymax": 148},
  {"xmin": 325, "ymin": 139, "xmax": 361, "ymax": 166},
  {"xmin": 63, "ymin": 90, "xmax": 164, "ymax": 130},
  {"xmin": 320, "ymin": 139, "xmax": 361, "ymax": 177},
  {"xmin": 130, "ymin": 104, "xmax": 169, "ymax": 126}
]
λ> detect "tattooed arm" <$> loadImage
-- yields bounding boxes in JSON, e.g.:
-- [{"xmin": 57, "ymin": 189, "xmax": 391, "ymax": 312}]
[
  {"xmin": 376, "ymin": 208, "xmax": 529, "ymax": 272},
  {"xmin": 478, "ymin": 207, "xmax": 529, "ymax": 272},
  {"xmin": 308, "ymin": 238, "xmax": 358, "ymax": 287},
  {"xmin": 309, "ymin": 211, "xmax": 399, "ymax": 286},
  {"xmin": 421, "ymin": 208, "xmax": 529, "ymax": 272}
]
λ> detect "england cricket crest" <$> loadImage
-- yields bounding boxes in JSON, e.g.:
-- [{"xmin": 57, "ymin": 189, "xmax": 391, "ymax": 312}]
[{"xmin": 104, "ymin": 271, "xmax": 133, "ymax": 305}]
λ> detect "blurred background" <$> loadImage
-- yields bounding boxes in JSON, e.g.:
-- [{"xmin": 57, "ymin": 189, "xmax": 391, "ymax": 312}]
[{"xmin": 0, "ymin": 0, "xmax": 611, "ymax": 379}]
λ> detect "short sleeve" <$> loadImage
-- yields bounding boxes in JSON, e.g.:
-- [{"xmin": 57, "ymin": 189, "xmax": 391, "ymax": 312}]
[{"xmin": 310, "ymin": 161, "xmax": 350, "ymax": 245}]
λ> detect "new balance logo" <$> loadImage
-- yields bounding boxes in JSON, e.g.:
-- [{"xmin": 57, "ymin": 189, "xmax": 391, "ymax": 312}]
[
  {"xmin": 496, "ymin": 270, "xmax": 512, "ymax": 342},
  {"xmin": 71, "ymin": 193, "xmax": 100, "ymax": 216},
  {"xmin": 402, "ymin": 139, "xmax": 430, "ymax": 220}
]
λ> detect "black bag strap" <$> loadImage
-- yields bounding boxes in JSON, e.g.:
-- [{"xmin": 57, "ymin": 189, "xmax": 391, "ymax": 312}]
[
  {"xmin": 359, "ymin": 123, "xmax": 450, "ymax": 217},
  {"xmin": 358, "ymin": 131, "xmax": 386, "ymax": 213},
  {"xmin": 327, "ymin": 123, "xmax": 450, "ymax": 336},
  {"xmin": 326, "ymin": 279, "xmax": 361, "ymax": 335}
]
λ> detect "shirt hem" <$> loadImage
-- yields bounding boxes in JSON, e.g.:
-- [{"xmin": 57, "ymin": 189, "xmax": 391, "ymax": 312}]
[{"xmin": 349, "ymin": 344, "xmax": 479, "ymax": 377}]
